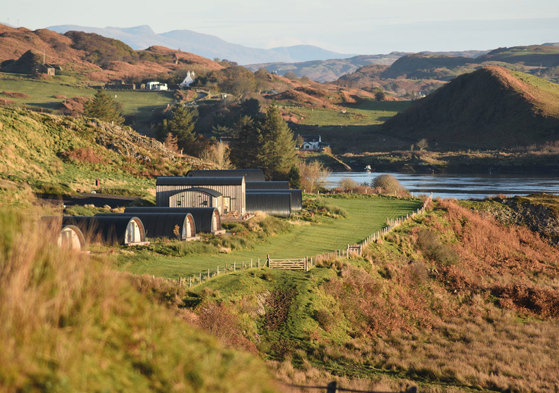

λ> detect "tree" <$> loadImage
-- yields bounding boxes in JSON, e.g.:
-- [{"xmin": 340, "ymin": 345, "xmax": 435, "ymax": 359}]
[
  {"xmin": 200, "ymin": 141, "xmax": 232, "ymax": 169},
  {"xmin": 288, "ymin": 165, "xmax": 301, "ymax": 189},
  {"xmin": 374, "ymin": 89, "xmax": 386, "ymax": 102},
  {"xmin": 229, "ymin": 115, "xmax": 261, "ymax": 168},
  {"xmin": 298, "ymin": 160, "xmax": 329, "ymax": 193},
  {"xmin": 159, "ymin": 105, "xmax": 199, "ymax": 155},
  {"xmin": 258, "ymin": 104, "xmax": 298, "ymax": 179},
  {"xmin": 84, "ymin": 89, "xmax": 124, "ymax": 125}
]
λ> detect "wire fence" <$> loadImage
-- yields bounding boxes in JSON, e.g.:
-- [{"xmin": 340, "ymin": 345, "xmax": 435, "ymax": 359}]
[{"xmin": 178, "ymin": 195, "xmax": 432, "ymax": 288}]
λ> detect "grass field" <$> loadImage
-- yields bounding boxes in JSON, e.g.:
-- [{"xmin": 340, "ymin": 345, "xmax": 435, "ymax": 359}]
[
  {"xmin": 284, "ymin": 100, "xmax": 410, "ymax": 126},
  {"xmin": 0, "ymin": 73, "xmax": 174, "ymax": 131},
  {"xmin": 120, "ymin": 196, "xmax": 421, "ymax": 278}
]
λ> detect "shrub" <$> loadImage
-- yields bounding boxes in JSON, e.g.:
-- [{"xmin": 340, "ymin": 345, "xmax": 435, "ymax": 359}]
[
  {"xmin": 416, "ymin": 229, "xmax": 458, "ymax": 266},
  {"xmin": 338, "ymin": 178, "xmax": 358, "ymax": 191},
  {"xmin": 372, "ymin": 174, "xmax": 408, "ymax": 196}
]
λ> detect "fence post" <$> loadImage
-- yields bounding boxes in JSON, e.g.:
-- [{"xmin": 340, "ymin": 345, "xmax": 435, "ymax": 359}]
[
  {"xmin": 267, "ymin": 254, "xmax": 270, "ymax": 267},
  {"xmin": 326, "ymin": 381, "xmax": 337, "ymax": 393},
  {"xmin": 250, "ymin": 259, "xmax": 253, "ymax": 269},
  {"xmin": 189, "ymin": 276, "xmax": 192, "ymax": 288},
  {"xmin": 207, "ymin": 269, "xmax": 210, "ymax": 279},
  {"xmin": 257, "ymin": 258, "xmax": 260, "ymax": 268},
  {"xmin": 199, "ymin": 272, "xmax": 202, "ymax": 283},
  {"xmin": 234, "ymin": 262, "xmax": 236, "ymax": 271}
]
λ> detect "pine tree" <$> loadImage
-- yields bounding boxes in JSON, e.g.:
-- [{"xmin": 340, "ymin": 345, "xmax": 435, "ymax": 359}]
[
  {"xmin": 229, "ymin": 115, "xmax": 261, "ymax": 168},
  {"xmin": 84, "ymin": 89, "xmax": 124, "ymax": 125},
  {"xmin": 258, "ymin": 104, "xmax": 298, "ymax": 179},
  {"xmin": 160, "ymin": 105, "xmax": 199, "ymax": 155}
]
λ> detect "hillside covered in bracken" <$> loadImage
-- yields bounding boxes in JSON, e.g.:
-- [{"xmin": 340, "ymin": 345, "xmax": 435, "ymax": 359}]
[
  {"xmin": 179, "ymin": 197, "xmax": 559, "ymax": 392},
  {"xmin": 0, "ymin": 24, "xmax": 224, "ymax": 82},
  {"xmin": 383, "ymin": 66, "xmax": 559, "ymax": 150}
]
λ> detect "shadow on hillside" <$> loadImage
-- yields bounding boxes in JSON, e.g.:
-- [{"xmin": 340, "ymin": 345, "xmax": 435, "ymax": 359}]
[{"xmin": 290, "ymin": 123, "xmax": 410, "ymax": 153}]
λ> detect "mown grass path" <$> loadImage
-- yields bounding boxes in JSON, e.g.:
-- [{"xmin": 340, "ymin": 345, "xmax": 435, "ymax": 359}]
[{"xmin": 122, "ymin": 196, "xmax": 421, "ymax": 279}]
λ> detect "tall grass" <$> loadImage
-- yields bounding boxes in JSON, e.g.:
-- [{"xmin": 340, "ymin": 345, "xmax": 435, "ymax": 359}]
[{"xmin": 0, "ymin": 209, "xmax": 277, "ymax": 393}]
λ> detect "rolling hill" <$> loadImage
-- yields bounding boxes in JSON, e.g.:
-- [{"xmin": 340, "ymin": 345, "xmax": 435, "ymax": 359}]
[
  {"xmin": 0, "ymin": 106, "xmax": 214, "ymax": 201},
  {"xmin": 382, "ymin": 66, "xmax": 559, "ymax": 150},
  {"xmin": 0, "ymin": 24, "xmax": 224, "ymax": 82},
  {"xmin": 48, "ymin": 24, "xmax": 352, "ymax": 65}
]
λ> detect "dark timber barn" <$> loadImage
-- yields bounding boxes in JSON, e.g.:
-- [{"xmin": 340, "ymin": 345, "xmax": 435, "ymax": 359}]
[
  {"xmin": 246, "ymin": 181, "xmax": 289, "ymax": 190},
  {"xmin": 62, "ymin": 216, "xmax": 146, "ymax": 245},
  {"xmin": 246, "ymin": 192, "xmax": 292, "ymax": 217},
  {"xmin": 156, "ymin": 177, "xmax": 246, "ymax": 215},
  {"xmin": 247, "ymin": 189, "xmax": 302, "ymax": 211},
  {"xmin": 125, "ymin": 207, "xmax": 222, "ymax": 234},
  {"xmin": 96, "ymin": 213, "xmax": 197, "ymax": 241},
  {"xmin": 187, "ymin": 169, "xmax": 265, "ymax": 182}
]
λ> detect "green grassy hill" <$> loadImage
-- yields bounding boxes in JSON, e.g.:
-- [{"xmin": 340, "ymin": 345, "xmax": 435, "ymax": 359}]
[
  {"xmin": 0, "ymin": 106, "xmax": 212, "ymax": 203},
  {"xmin": 181, "ymin": 198, "xmax": 559, "ymax": 392},
  {"xmin": 382, "ymin": 66, "xmax": 559, "ymax": 150},
  {"xmin": 0, "ymin": 209, "xmax": 278, "ymax": 393}
]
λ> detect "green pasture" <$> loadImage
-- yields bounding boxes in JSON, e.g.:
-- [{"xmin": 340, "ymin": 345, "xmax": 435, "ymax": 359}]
[
  {"xmin": 284, "ymin": 100, "xmax": 409, "ymax": 126},
  {"xmin": 120, "ymin": 196, "xmax": 421, "ymax": 279},
  {"xmin": 0, "ymin": 73, "xmax": 174, "ymax": 131}
]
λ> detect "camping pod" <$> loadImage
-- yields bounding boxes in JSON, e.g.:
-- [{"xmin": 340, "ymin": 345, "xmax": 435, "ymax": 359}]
[
  {"xmin": 247, "ymin": 189, "xmax": 302, "ymax": 211},
  {"xmin": 245, "ymin": 181, "xmax": 289, "ymax": 190},
  {"xmin": 62, "ymin": 216, "xmax": 146, "ymax": 246},
  {"xmin": 58, "ymin": 225, "xmax": 86, "ymax": 251},
  {"xmin": 96, "ymin": 213, "xmax": 197, "ymax": 241},
  {"xmin": 124, "ymin": 207, "xmax": 221, "ymax": 234},
  {"xmin": 246, "ymin": 192, "xmax": 292, "ymax": 217},
  {"xmin": 186, "ymin": 169, "xmax": 265, "ymax": 182}
]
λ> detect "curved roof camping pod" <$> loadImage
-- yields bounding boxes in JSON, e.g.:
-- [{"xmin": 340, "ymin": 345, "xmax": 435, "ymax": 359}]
[
  {"xmin": 245, "ymin": 181, "xmax": 289, "ymax": 190},
  {"xmin": 247, "ymin": 189, "xmax": 302, "ymax": 211},
  {"xmin": 62, "ymin": 216, "xmax": 146, "ymax": 246},
  {"xmin": 186, "ymin": 169, "xmax": 265, "ymax": 182},
  {"xmin": 246, "ymin": 192, "xmax": 292, "ymax": 217},
  {"xmin": 168, "ymin": 188, "xmax": 223, "ymax": 213},
  {"xmin": 124, "ymin": 207, "xmax": 221, "ymax": 234},
  {"xmin": 58, "ymin": 225, "xmax": 86, "ymax": 251},
  {"xmin": 96, "ymin": 213, "xmax": 197, "ymax": 241}
]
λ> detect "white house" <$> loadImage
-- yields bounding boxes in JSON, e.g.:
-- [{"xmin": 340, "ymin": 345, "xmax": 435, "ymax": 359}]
[
  {"xmin": 146, "ymin": 81, "xmax": 168, "ymax": 91},
  {"xmin": 299, "ymin": 135, "xmax": 328, "ymax": 151},
  {"xmin": 179, "ymin": 71, "xmax": 196, "ymax": 88}
]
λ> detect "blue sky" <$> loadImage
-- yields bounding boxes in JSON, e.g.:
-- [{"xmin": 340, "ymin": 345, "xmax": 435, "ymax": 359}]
[{"xmin": 3, "ymin": 0, "xmax": 559, "ymax": 53}]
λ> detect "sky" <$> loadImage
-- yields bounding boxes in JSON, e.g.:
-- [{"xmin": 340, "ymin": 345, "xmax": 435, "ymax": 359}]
[{"xmin": 3, "ymin": 0, "xmax": 559, "ymax": 54}]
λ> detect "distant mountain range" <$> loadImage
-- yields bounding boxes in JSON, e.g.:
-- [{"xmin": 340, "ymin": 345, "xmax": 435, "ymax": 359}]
[{"xmin": 48, "ymin": 25, "xmax": 353, "ymax": 65}]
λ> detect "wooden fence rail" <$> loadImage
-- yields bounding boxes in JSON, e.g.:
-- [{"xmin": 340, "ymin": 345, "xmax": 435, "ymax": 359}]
[
  {"xmin": 285, "ymin": 381, "xmax": 417, "ymax": 393},
  {"xmin": 183, "ymin": 196, "xmax": 432, "ymax": 286},
  {"xmin": 267, "ymin": 256, "xmax": 313, "ymax": 271}
]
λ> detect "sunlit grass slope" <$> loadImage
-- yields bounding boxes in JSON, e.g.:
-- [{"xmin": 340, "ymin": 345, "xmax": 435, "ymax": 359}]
[{"xmin": 0, "ymin": 209, "xmax": 278, "ymax": 393}]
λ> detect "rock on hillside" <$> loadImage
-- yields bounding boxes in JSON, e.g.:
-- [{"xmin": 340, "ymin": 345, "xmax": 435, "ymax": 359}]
[{"xmin": 383, "ymin": 66, "xmax": 559, "ymax": 150}]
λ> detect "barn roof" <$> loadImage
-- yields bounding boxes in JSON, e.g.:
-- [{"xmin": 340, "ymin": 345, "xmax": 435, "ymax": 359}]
[
  {"xmin": 156, "ymin": 176, "xmax": 244, "ymax": 186},
  {"xmin": 246, "ymin": 192, "xmax": 292, "ymax": 217},
  {"xmin": 62, "ymin": 216, "xmax": 146, "ymax": 245},
  {"xmin": 186, "ymin": 169, "xmax": 265, "ymax": 182},
  {"xmin": 247, "ymin": 189, "xmax": 302, "ymax": 211},
  {"xmin": 124, "ymin": 207, "xmax": 221, "ymax": 233},
  {"xmin": 96, "ymin": 212, "xmax": 196, "ymax": 239},
  {"xmin": 246, "ymin": 181, "xmax": 289, "ymax": 190},
  {"xmin": 170, "ymin": 187, "xmax": 223, "ymax": 197}
]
